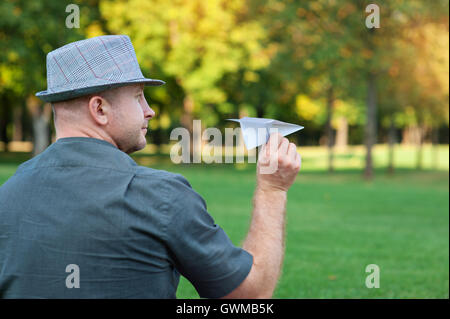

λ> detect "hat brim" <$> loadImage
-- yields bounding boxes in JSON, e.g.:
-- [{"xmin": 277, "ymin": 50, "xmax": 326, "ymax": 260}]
[{"xmin": 35, "ymin": 78, "xmax": 165, "ymax": 103}]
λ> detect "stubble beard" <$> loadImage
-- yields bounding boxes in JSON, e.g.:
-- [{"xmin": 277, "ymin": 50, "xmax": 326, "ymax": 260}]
[{"xmin": 118, "ymin": 127, "xmax": 147, "ymax": 154}]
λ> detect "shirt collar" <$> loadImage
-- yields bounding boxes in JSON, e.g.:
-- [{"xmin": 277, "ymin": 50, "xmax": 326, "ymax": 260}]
[{"xmin": 45, "ymin": 137, "xmax": 138, "ymax": 171}]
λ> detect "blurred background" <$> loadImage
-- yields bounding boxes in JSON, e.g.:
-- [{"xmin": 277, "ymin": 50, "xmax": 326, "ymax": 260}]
[{"xmin": 0, "ymin": 0, "xmax": 448, "ymax": 298}]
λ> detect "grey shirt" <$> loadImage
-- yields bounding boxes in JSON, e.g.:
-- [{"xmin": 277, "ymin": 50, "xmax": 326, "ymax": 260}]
[{"xmin": 0, "ymin": 137, "xmax": 252, "ymax": 298}]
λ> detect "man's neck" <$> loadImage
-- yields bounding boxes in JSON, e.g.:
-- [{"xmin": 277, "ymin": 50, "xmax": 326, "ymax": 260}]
[{"xmin": 55, "ymin": 128, "xmax": 118, "ymax": 149}]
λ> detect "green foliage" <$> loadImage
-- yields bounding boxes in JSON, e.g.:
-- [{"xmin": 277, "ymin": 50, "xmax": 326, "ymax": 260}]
[
  {"xmin": 0, "ymin": 0, "xmax": 448, "ymax": 146},
  {"xmin": 0, "ymin": 0, "xmax": 92, "ymax": 96},
  {"xmin": 100, "ymin": 0, "xmax": 270, "ymax": 126}
]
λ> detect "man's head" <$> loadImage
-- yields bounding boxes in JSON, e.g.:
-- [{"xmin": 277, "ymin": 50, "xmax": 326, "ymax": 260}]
[
  {"xmin": 52, "ymin": 83, "xmax": 155, "ymax": 154},
  {"xmin": 36, "ymin": 35, "xmax": 164, "ymax": 153}
]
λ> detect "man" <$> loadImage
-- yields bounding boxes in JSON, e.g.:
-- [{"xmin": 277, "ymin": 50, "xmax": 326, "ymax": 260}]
[{"xmin": 0, "ymin": 35, "xmax": 301, "ymax": 298}]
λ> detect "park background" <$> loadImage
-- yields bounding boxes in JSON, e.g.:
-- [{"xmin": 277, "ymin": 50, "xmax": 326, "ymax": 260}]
[{"xmin": 0, "ymin": 0, "xmax": 448, "ymax": 298}]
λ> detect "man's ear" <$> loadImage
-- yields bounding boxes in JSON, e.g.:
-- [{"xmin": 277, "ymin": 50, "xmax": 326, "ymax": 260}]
[{"xmin": 87, "ymin": 95, "xmax": 111, "ymax": 126}]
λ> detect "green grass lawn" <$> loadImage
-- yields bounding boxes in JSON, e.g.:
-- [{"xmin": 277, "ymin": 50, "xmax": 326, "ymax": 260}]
[{"xmin": 0, "ymin": 145, "xmax": 448, "ymax": 298}]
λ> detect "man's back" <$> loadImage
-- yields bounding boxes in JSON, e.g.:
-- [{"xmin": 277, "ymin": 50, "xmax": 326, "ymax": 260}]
[{"xmin": 0, "ymin": 137, "xmax": 252, "ymax": 298}]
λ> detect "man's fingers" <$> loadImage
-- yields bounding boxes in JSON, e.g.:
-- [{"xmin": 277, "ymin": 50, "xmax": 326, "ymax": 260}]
[
  {"xmin": 266, "ymin": 132, "xmax": 283, "ymax": 149},
  {"xmin": 264, "ymin": 132, "xmax": 282, "ymax": 157},
  {"xmin": 260, "ymin": 134, "xmax": 300, "ymax": 171},
  {"xmin": 278, "ymin": 137, "xmax": 289, "ymax": 157},
  {"xmin": 287, "ymin": 143, "xmax": 297, "ymax": 159},
  {"xmin": 295, "ymin": 152, "xmax": 302, "ymax": 169},
  {"xmin": 285, "ymin": 143, "xmax": 300, "ymax": 170}
]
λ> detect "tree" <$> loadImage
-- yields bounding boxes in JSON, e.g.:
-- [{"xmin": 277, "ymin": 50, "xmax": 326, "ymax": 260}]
[
  {"xmin": 0, "ymin": 0, "xmax": 95, "ymax": 155},
  {"xmin": 378, "ymin": 5, "xmax": 449, "ymax": 171},
  {"xmin": 101, "ymin": 0, "xmax": 271, "ymax": 146}
]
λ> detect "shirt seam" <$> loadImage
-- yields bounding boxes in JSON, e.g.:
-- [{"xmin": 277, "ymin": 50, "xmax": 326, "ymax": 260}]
[
  {"xmin": 157, "ymin": 174, "xmax": 188, "ymax": 248},
  {"xmin": 55, "ymin": 137, "xmax": 117, "ymax": 149},
  {"xmin": 15, "ymin": 165, "xmax": 137, "ymax": 175},
  {"xmin": 14, "ymin": 165, "xmax": 175, "ymax": 179}
]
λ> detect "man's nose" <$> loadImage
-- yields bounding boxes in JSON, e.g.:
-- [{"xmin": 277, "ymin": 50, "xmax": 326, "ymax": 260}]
[{"xmin": 143, "ymin": 98, "xmax": 156, "ymax": 119}]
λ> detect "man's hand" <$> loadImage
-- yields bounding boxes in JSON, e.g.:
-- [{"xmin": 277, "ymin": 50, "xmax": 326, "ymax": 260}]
[
  {"xmin": 256, "ymin": 132, "xmax": 301, "ymax": 193},
  {"xmin": 222, "ymin": 132, "xmax": 301, "ymax": 299}
]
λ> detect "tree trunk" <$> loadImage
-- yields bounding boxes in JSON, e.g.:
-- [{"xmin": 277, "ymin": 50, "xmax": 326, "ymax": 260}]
[
  {"xmin": 431, "ymin": 127, "xmax": 439, "ymax": 170},
  {"xmin": 181, "ymin": 95, "xmax": 194, "ymax": 132},
  {"xmin": 27, "ymin": 96, "xmax": 51, "ymax": 157},
  {"xmin": 364, "ymin": 73, "xmax": 377, "ymax": 180},
  {"xmin": 0, "ymin": 95, "xmax": 11, "ymax": 152},
  {"xmin": 415, "ymin": 125, "xmax": 424, "ymax": 170},
  {"xmin": 256, "ymin": 104, "xmax": 265, "ymax": 118},
  {"xmin": 32, "ymin": 114, "xmax": 50, "ymax": 156},
  {"xmin": 335, "ymin": 116, "xmax": 348, "ymax": 150},
  {"xmin": 325, "ymin": 87, "xmax": 335, "ymax": 173},
  {"xmin": 150, "ymin": 104, "xmax": 163, "ymax": 152},
  {"xmin": 180, "ymin": 93, "xmax": 195, "ymax": 159},
  {"xmin": 387, "ymin": 116, "xmax": 396, "ymax": 175},
  {"xmin": 401, "ymin": 127, "xmax": 410, "ymax": 145},
  {"xmin": 402, "ymin": 125, "xmax": 421, "ymax": 145},
  {"xmin": 13, "ymin": 105, "xmax": 23, "ymax": 141}
]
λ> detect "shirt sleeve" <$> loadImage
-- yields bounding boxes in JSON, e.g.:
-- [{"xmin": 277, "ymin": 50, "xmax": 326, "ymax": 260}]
[{"xmin": 161, "ymin": 173, "xmax": 253, "ymax": 298}]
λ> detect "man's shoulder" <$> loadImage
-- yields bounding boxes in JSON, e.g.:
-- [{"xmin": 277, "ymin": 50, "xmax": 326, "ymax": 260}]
[
  {"xmin": 10, "ymin": 152, "xmax": 45, "ymax": 175},
  {"xmin": 134, "ymin": 166, "xmax": 192, "ymax": 190},
  {"xmin": 131, "ymin": 166, "xmax": 203, "ymax": 215}
]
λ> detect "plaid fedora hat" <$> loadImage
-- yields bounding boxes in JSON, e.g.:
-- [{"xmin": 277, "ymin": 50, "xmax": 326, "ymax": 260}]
[{"xmin": 36, "ymin": 35, "xmax": 165, "ymax": 103}]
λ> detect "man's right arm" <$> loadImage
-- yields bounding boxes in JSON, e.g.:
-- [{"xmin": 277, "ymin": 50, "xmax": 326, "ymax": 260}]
[{"xmin": 222, "ymin": 133, "xmax": 301, "ymax": 299}]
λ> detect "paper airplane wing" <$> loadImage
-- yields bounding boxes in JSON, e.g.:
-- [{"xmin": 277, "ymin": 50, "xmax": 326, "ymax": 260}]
[
  {"xmin": 227, "ymin": 117, "xmax": 304, "ymax": 150},
  {"xmin": 270, "ymin": 120, "xmax": 304, "ymax": 137},
  {"xmin": 227, "ymin": 118, "xmax": 271, "ymax": 149}
]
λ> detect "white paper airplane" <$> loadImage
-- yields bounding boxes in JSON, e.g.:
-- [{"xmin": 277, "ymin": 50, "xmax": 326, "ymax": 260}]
[{"xmin": 227, "ymin": 117, "xmax": 304, "ymax": 150}]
